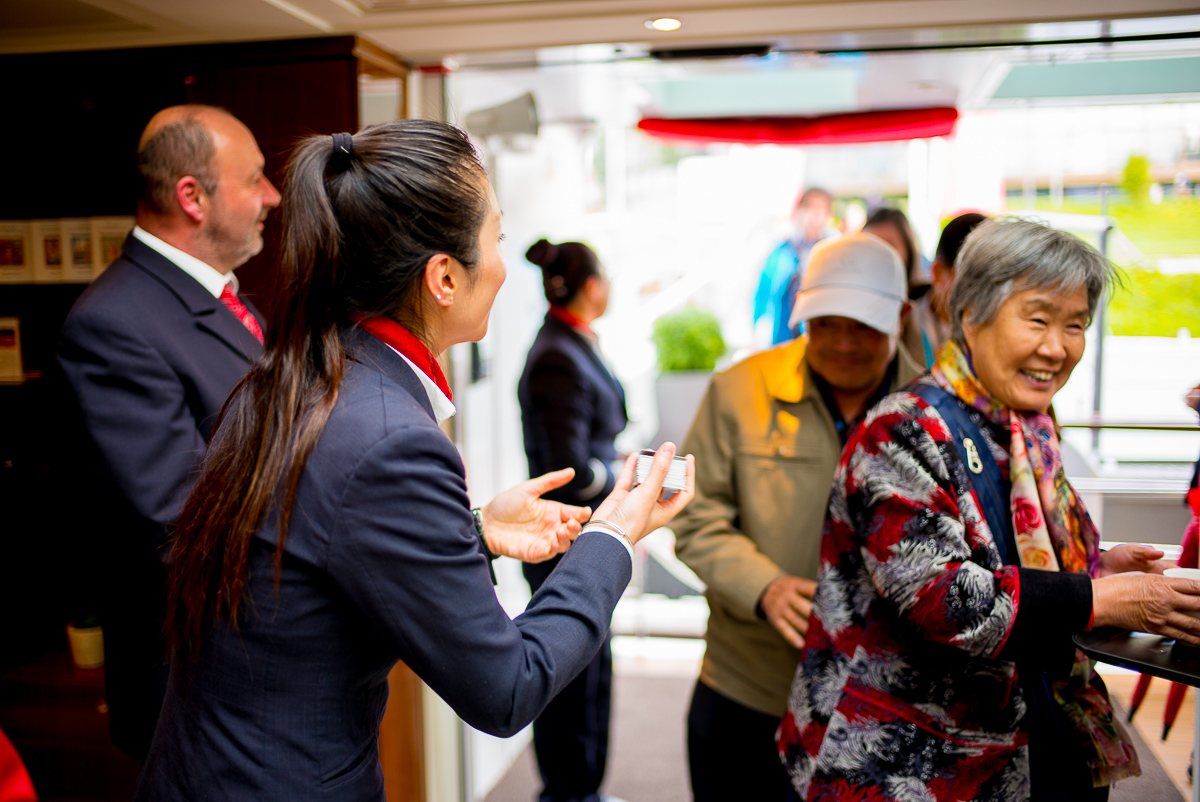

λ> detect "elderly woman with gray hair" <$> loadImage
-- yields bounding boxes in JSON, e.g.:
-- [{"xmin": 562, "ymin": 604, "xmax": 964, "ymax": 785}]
[{"xmin": 777, "ymin": 217, "xmax": 1200, "ymax": 801}]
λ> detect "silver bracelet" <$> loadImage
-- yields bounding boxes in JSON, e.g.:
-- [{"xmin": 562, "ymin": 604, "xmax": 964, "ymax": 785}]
[{"xmin": 586, "ymin": 518, "xmax": 634, "ymax": 550}]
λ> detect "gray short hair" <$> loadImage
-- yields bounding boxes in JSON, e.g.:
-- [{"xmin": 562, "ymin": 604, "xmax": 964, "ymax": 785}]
[
  {"xmin": 137, "ymin": 111, "xmax": 219, "ymax": 215},
  {"xmin": 948, "ymin": 216, "xmax": 1120, "ymax": 342}
]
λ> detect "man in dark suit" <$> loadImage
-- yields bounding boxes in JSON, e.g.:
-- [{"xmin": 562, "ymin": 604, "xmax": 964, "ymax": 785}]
[{"xmin": 57, "ymin": 105, "xmax": 280, "ymax": 759}]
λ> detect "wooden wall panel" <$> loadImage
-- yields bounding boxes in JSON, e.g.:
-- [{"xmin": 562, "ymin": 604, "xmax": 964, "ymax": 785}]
[
  {"xmin": 183, "ymin": 52, "xmax": 360, "ymax": 316},
  {"xmin": 379, "ymin": 661, "xmax": 427, "ymax": 802}
]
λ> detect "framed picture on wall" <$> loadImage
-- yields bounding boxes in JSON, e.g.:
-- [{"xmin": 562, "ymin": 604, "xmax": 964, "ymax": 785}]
[
  {"xmin": 91, "ymin": 216, "xmax": 135, "ymax": 279},
  {"xmin": 62, "ymin": 218, "xmax": 94, "ymax": 283},
  {"xmin": 0, "ymin": 317, "xmax": 23, "ymax": 383},
  {"xmin": 31, "ymin": 220, "xmax": 65, "ymax": 283},
  {"xmin": 0, "ymin": 221, "xmax": 33, "ymax": 283}
]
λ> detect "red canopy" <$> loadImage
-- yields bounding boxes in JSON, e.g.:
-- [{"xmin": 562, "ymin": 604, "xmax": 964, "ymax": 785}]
[{"xmin": 636, "ymin": 106, "xmax": 958, "ymax": 145}]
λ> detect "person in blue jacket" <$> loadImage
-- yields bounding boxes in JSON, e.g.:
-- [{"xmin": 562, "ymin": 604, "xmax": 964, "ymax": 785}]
[
  {"xmin": 135, "ymin": 119, "xmax": 693, "ymax": 801},
  {"xmin": 752, "ymin": 187, "xmax": 833, "ymax": 346},
  {"xmin": 519, "ymin": 239, "xmax": 629, "ymax": 802}
]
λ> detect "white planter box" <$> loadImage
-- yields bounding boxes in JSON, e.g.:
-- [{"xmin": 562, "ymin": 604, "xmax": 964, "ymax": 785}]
[{"xmin": 652, "ymin": 370, "xmax": 712, "ymax": 449}]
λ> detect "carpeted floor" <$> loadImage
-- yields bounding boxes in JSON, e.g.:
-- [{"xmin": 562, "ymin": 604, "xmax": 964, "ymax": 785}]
[{"xmin": 483, "ymin": 672, "xmax": 1183, "ymax": 802}]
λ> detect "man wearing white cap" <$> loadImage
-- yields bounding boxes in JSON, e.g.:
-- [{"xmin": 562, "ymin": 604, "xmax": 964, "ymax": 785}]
[{"xmin": 674, "ymin": 234, "xmax": 922, "ymax": 801}]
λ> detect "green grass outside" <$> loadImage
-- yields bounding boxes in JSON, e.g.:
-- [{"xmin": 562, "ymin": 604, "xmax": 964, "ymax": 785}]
[
  {"xmin": 1106, "ymin": 268, "xmax": 1200, "ymax": 337},
  {"xmin": 1006, "ymin": 196, "xmax": 1200, "ymax": 256},
  {"xmin": 1005, "ymin": 196, "xmax": 1200, "ymax": 336}
]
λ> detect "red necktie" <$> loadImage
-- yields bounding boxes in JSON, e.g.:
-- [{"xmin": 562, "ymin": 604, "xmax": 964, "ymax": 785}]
[{"xmin": 219, "ymin": 285, "xmax": 264, "ymax": 343}]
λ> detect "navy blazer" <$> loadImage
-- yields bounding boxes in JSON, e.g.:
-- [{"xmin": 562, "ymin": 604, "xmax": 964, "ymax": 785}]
[
  {"xmin": 57, "ymin": 233, "xmax": 264, "ymax": 758},
  {"xmin": 135, "ymin": 329, "xmax": 633, "ymax": 801},
  {"xmin": 518, "ymin": 312, "xmax": 628, "ymax": 511}
]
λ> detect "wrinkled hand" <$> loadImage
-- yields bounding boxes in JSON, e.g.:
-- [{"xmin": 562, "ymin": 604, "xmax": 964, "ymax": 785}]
[
  {"xmin": 589, "ymin": 444, "xmax": 695, "ymax": 546},
  {"xmin": 760, "ymin": 575, "xmax": 818, "ymax": 649},
  {"xmin": 1098, "ymin": 544, "xmax": 1169, "ymax": 577},
  {"xmin": 1092, "ymin": 572, "xmax": 1200, "ymax": 645},
  {"xmin": 481, "ymin": 468, "xmax": 591, "ymax": 563}
]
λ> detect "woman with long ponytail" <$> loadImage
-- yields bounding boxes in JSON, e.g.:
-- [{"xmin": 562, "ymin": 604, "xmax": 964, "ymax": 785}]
[{"xmin": 135, "ymin": 120, "xmax": 693, "ymax": 801}]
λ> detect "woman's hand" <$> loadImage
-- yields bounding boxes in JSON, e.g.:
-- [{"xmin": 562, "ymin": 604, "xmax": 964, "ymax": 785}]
[
  {"xmin": 482, "ymin": 468, "xmax": 591, "ymax": 563},
  {"xmin": 589, "ymin": 444, "xmax": 695, "ymax": 546},
  {"xmin": 1097, "ymin": 544, "xmax": 1170, "ymax": 577},
  {"xmin": 1092, "ymin": 573, "xmax": 1200, "ymax": 645}
]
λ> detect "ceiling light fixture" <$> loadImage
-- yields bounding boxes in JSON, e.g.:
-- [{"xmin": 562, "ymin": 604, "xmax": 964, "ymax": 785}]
[{"xmin": 646, "ymin": 18, "xmax": 682, "ymax": 32}]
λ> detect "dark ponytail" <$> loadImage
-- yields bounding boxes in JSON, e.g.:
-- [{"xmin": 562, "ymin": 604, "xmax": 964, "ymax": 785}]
[
  {"xmin": 167, "ymin": 120, "xmax": 488, "ymax": 657},
  {"xmin": 526, "ymin": 239, "xmax": 600, "ymax": 306}
]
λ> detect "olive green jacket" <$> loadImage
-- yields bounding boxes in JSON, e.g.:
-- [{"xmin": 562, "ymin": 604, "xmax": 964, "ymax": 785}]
[{"xmin": 673, "ymin": 337, "xmax": 921, "ymax": 715}]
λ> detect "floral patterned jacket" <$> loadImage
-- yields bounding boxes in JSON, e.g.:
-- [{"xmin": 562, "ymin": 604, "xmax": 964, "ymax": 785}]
[{"xmin": 779, "ymin": 376, "xmax": 1096, "ymax": 801}]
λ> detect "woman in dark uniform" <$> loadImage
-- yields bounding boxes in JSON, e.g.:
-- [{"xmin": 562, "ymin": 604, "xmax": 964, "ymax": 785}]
[
  {"xmin": 519, "ymin": 239, "xmax": 629, "ymax": 802},
  {"xmin": 134, "ymin": 121, "xmax": 694, "ymax": 802}
]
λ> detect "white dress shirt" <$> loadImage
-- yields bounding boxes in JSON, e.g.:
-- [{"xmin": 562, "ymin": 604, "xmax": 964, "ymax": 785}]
[
  {"xmin": 131, "ymin": 226, "xmax": 238, "ymax": 297},
  {"xmin": 378, "ymin": 345, "xmax": 456, "ymax": 426}
]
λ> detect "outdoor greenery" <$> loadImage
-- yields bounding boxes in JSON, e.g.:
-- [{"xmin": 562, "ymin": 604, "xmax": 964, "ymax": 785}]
[
  {"xmin": 1008, "ymin": 195, "xmax": 1200, "ymax": 336},
  {"xmin": 1108, "ymin": 268, "xmax": 1200, "ymax": 337},
  {"xmin": 1121, "ymin": 154, "xmax": 1153, "ymax": 205},
  {"xmin": 651, "ymin": 306, "xmax": 726, "ymax": 372},
  {"xmin": 1013, "ymin": 196, "xmax": 1200, "ymax": 257}
]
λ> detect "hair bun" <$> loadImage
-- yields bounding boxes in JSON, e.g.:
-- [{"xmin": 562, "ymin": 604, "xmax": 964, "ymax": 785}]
[{"xmin": 525, "ymin": 238, "xmax": 560, "ymax": 269}]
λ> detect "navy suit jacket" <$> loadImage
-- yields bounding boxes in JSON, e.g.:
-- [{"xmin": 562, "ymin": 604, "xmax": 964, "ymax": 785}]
[
  {"xmin": 135, "ymin": 329, "xmax": 633, "ymax": 801},
  {"xmin": 518, "ymin": 313, "xmax": 628, "ymax": 586},
  {"xmin": 57, "ymin": 233, "xmax": 264, "ymax": 758},
  {"xmin": 518, "ymin": 313, "xmax": 628, "ymax": 509}
]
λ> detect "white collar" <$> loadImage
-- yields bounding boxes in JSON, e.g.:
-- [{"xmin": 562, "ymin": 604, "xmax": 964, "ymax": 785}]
[
  {"xmin": 382, "ymin": 345, "xmax": 456, "ymax": 425},
  {"xmin": 131, "ymin": 226, "xmax": 237, "ymax": 298}
]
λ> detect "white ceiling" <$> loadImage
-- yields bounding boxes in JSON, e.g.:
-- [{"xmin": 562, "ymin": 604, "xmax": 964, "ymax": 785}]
[{"xmin": 1, "ymin": 0, "xmax": 1198, "ymax": 64}]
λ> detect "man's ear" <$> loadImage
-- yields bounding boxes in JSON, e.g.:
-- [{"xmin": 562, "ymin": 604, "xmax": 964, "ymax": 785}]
[
  {"xmin": 899, "ymin": 300, "xmax": 913, "ymax": 327},
  {"xmin": 423, "ymin": 253, "xmax": 457, "ymax": 308},
  {"xmin": 176, "ymin": 176, "xmax": 207, "ymax": 223}
]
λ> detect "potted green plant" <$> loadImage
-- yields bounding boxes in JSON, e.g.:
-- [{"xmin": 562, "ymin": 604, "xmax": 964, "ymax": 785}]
[{"xmin": 650, "ymin": 306, "xmax": 726, "ymax": 447}]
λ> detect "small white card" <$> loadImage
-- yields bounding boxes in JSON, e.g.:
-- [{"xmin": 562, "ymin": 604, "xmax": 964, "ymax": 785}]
[{"xmin": 636, "ymin": 449, "xmax": 688, "ymax": 491}]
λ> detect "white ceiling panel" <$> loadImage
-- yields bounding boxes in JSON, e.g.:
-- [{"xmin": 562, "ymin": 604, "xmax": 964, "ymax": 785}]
[{"xmin": 0, "ymin": 0, "xmax": 1197, "ymax": 63}]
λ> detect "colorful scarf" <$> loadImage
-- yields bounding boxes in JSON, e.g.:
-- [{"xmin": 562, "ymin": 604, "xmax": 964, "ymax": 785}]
[
  {"xmin": 931, "ymin": 338, "xmax": 1139, "ymax": 786},
  {"xmin": 931, "ymin": 339, "xmax": 1099, "ymax": 575}
]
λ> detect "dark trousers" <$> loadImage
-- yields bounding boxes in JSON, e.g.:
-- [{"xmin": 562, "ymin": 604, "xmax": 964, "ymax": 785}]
[
  {"xmin": 525, "ymin": 559, "xmax": 613, "ymax": 802},
  {"xmin": 100, "ymin": 553, "xmax": 170, "ymax": 760},
  {"xmin": 687, "ymin": 680, "xmax": 790, "ymax": 802}
]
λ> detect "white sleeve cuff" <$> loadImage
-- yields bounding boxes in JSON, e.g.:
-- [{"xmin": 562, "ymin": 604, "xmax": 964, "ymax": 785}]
[
  {"xmin": 581, "ymin": 525, "xmax": 635, "ymax": 562},
  {"xmin": 579, "ymin": 457, "xmax": 608, "ymax": 499}
]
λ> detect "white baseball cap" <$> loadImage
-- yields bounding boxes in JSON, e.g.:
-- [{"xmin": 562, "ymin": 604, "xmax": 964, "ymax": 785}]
[{"xmin": 788, "ymin": 233, "xmax": 907, "ymax": 334}]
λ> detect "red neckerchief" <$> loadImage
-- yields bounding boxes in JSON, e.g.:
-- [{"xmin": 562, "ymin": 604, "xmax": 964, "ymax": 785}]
[
  {"xmin": 548, "ymin": 305, "xmax": 593, "ymax": 336},
  {"xmin": 356, "ymin": 316, "xmax": 452, "ymax": 401}
]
